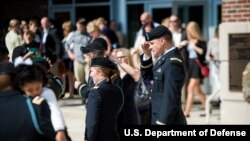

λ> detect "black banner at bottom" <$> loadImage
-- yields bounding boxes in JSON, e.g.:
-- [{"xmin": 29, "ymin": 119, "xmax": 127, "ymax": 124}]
[{"xmin": 119, "ymin": 125, "xmax": 250, "ymax": 140}]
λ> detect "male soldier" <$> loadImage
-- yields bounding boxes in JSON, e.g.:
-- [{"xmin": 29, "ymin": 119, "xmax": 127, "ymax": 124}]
[
  {"xmin": 140, "ymin": 25, "xmax": 187, "ymax": 125},
  {"xmin": 74, "ymin": 38, "xmax": 108, "ymax": 99},
  {"xmin": 0, "ymin": 62, "xmax": 55, "ymax": 141}
]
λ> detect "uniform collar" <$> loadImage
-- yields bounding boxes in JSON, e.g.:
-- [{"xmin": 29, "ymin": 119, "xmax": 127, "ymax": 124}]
[
  {"xmin": 153, "ymin": 47, "xmax": 177, "ymax": 70},
  {"xmin": 95, "ymin": 79, "xmax": 109, "ymax": 87},
  {"xmin": 152, "ymin": 46, "xmax": 176, "ymax": 64}
]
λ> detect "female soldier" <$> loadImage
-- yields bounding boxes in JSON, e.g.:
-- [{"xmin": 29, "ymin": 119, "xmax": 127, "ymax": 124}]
[{"xmin": 85, "ymin": 57, "xmax": 123, "ymax": 141}]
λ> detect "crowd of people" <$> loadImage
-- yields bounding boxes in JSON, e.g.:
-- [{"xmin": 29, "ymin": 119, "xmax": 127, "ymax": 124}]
[{"xmin": 0, "ymin": 12, "xmax": 220, "ymax": 140}]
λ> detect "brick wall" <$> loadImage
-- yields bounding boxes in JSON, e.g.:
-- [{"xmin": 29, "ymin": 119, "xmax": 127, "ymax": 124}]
[{"xmin": 222, "ymin": 0, "xmax": 250, "ymax": 22}]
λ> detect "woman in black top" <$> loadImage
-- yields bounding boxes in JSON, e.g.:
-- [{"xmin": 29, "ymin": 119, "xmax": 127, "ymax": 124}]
[{"xmin": 115, "ymin": 48, "xmax": 140, "ymax": 125}]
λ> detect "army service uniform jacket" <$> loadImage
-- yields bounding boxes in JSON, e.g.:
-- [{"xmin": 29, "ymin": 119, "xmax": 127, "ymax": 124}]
[
  {"xmin": 140, "ymin": 47, "xmax": 187, "ymax": 125},
  {"xmin": 85, "ymin": 80, "xmax": 123, "ymax": 141},
  {"xmin": 0, "ymin": 89, "xmax": 55, "ymax": 141}
]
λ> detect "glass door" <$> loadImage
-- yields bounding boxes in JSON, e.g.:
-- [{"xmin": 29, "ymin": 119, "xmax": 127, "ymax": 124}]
[
  {"xmin": 50, "ymin": 7, "xmax": 74, "ymax": 29},
  {"xmin": 172, "ymin": 0, "xmax": 208, "ymax": 39},
  {"xmin": 147, "ymin": 2, "xmax": 172, "ymax": 24}
]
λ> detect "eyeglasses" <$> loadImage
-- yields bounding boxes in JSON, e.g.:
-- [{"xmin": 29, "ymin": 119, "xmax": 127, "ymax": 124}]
[
  {"xmin": 89, "ymin": 30, "xmax": 95, "ymax": 34},
  {"xmin": 170, "ymin": 20, "xmax": 178, "ymax": 23},
  {"xmin": 117, "ymin": 56, "xmax": 126, "ymax": 60},
  {"xmin": 140, "ymin": 19, "xmax": 147, "ymax": 23}
]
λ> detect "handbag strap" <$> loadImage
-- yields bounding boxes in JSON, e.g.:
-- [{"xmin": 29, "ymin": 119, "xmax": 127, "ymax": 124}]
[
  {"xmin": 195, "ymin": 58, "xmax": 203, "ymax": 67},
  {"xmin": 26, "ymin": 96, "xmax": 44, "ymax": 135}
]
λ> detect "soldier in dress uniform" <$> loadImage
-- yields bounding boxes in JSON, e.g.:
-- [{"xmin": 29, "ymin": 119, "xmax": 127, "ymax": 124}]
[
  {"xmin": 75, "ymin": 38, "xmax": 108, "ymax": 98},
  {"xmin": 85, "ymin": 57, "xmax": 123, "ymax": 141},
  {"xmin": 0, "ymin": 62, "xmax": 55, "ymax": 141},
  {"xmin": 140, "ymin": 25, "xmax": 187, "ymax": 125}
]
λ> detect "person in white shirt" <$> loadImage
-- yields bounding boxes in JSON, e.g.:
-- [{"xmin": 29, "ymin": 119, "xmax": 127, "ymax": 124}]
[
  {"xmin": 5, "ymin": 19, "xmax": 23, "ymax": 61},
  {"xmin": 134, "ymin": 12, "xmax": 159, "ymax": 49}
]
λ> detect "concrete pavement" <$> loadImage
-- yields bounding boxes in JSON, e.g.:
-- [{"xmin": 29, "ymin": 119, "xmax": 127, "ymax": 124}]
[{"xmin": 59, "ymin": 97, "xmax": 86, "ymax": 141}]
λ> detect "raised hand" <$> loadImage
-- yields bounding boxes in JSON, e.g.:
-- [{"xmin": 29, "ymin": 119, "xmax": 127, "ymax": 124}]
[{"xmin": 141, "ymin": 41, "xmax": 151, "ymax": 57}]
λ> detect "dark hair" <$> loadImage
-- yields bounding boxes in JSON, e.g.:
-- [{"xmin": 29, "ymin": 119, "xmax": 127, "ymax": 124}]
[
  {"xmin": 14, "ymin": 64, "xmax": 48, "ymax": 89},
  {"xmin": 77, "ymin": 18, "xmax": 86, "ymax": 25},
  {"xmin": 162, "ymin": 32, "xmax": 173, "ymax": 44},
  {"xmin": 29, "ymin": 19, "xmax": 39, "ymax": 26},
  {"xmin": 142, "ymin": 22, "xmax": 155, "ymax": 36}
]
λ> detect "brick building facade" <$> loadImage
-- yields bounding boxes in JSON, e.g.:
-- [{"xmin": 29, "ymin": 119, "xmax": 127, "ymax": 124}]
[{"xmin": 222, "ymin": 0, "xmax": 250, "ymax": 22}]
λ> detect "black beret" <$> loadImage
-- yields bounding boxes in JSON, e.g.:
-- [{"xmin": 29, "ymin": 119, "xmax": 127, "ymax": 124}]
[
  {"xmin": 80, "ymin": 38, "xmax": 107, "ymax": 54},
  {"xmin": 90, "ymin": 57, "xmax": 117, "ymax": 70},
  {"xmin": 145, "ymin": 25, "xmax": 172, "ymax": 41},
  {"xmin": 0, "ymin": 62, "xmax": 14, "ymax": 75}
]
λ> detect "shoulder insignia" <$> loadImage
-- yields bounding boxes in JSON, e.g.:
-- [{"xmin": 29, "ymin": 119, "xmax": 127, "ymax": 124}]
[
  {"xmin": 92, "ymin": 86, "xmax": 99, "ymax": 89},
  {"xmin": 170, "ymin": 57, "xmax": 182, "ymax": 63},
  {"xmin": 32, "ymin": 96, "xmax": 45, "ymax": 105}
]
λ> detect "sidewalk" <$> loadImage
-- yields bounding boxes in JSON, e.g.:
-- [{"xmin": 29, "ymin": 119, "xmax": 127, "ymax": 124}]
[
  {"xmin": 59, "ymin": 96, "xmax": 86, "ymax": 141},
  {"xmin": 186, "ymin": 103, "xmax": 220, "ymax": 125}
]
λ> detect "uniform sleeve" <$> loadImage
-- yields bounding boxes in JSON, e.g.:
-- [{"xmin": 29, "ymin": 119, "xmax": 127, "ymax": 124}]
[
  {"xmin": 86, "ymin": 89, "xmax": 102, "ymax": 141},
  {"xmin": 140, "ymin": 54, "xmax": 153, "ymax": 80},
  {"xmin": 158, "ymin": 62, "xmax": 185, "ymax": 124},
  {"xmin": 78, "ymin": 78, "xmax": 94, "ymax": 98},
  {"xmin": 42, "ymin": 88, "xmax": 66, "ymax": 131},
  {"xmin": 34, "ymin": 99, "xmax": 56, "ymax": 141}
]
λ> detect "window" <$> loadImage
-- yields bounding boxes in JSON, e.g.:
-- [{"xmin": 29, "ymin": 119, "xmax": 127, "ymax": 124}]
[
  {"xmin": 76, "ymin": 6, "xmax": 110, "ymax": 23},
  {"xmin": 52, "ymin": 0, "xmax": 72, "ymax": 4},
  {"xmin": 127, "ymin": 4, "xmax": 144, "ymax": 47},
  {"xmin": 152, "ymin": 8, "xmax": 172, "ymax": 24},
  {"xmin": 178, "ymin": 5, "xmax": 204, "ymax": 30}
]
